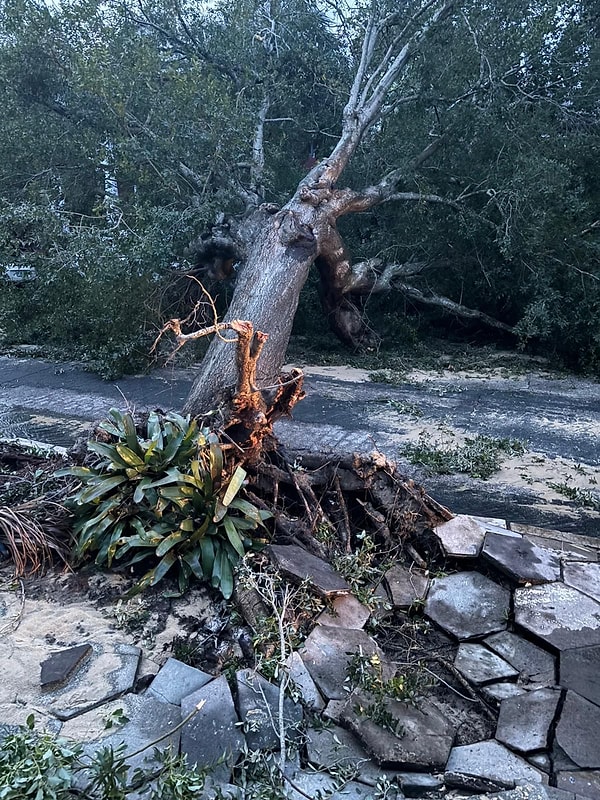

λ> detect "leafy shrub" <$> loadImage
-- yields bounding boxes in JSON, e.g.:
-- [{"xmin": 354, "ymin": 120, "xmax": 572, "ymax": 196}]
[
  {"xmin": 58, "ymin": 409, "xmax": 269, "ymax": 598},
  {"xmin": 403, "ymin": 433, "xmax": 525, "ymax": 480}
]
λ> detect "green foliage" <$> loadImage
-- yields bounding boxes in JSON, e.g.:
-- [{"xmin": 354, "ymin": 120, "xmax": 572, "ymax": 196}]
[
  {"xmin": 403, "ymin": 433, "xmax": 526, "ymax": 480},
  {"xmin": 58, "ymin": 409, "xmax": 269, "ymax": 598},
  {"xmin": 0, "ymin": 714, "xmax": 81, "ymax": 799}
]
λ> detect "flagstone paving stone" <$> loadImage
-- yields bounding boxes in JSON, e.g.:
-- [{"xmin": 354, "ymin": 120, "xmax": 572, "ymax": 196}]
[
  {"xmin": 148, "ymin": 657, "xmax": 212, "ymax": 706},
  {"xmin": 555, "ymin": 691, "xmax": 600, "ymax": 769},
  {"xmin": 425, "ymin": 572, "xmax": 510, "ymax": 640},
  {"xmin": 484, "ymin": 631, "xmax": 556, "ymax": 686},
  {"xmin": 316, "ymin": 593, "xmax": 371, "ymax": 629},
  {"xmin": 383, "ymin": 564, "xmax": 429, "ymax": 610},
  {"xmin": 454, "ymin": 643, "xmax": 519, "ymax": 685},
  {"xmin": 495, "ymin": 688, "xmax": 560, "ymax": 753},
  {"xmin": 432, "ymin": 514, "xmax": 486, "ymax": 558},
  {"xmin": 268, "ymin": 544, "xmax": 351, "ymax": 597},
  {"xmin": 482, "ymin": 683, "xmax": 528, "ymax": 703},
  {"xmin": 514, "ymin": 584, "xmax": 600, "ymax": 651},
  {"xmin": 445, "ymin": 740, "xmax": 546, "ymax": 789},
  {"xmin": 562, "ymin": 562, "xmax": 600, "ymax": 603},
  {"xmin": 482, "ymin": 532, "xmax": 561, "ymax": 585},
  {"xmin": 556, "ymin": 771, "xmax": 600, "ymax": 800},
  {"xmin": 236, "ymin": 668, "xmax": 303, "ymax": 751},
  {"xmin": 559, "ymin": 645, "xmax": 600, "ymax": 707},
  {"xmin": 40, "ymin": 644, "xmax": 93, "ymax": 691}
]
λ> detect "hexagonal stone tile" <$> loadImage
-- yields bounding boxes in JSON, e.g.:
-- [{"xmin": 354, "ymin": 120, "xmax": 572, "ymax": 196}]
[
  {"xmin": 148, "ymin": 657, "xmax": 212, "ymax": 705},
  {"xmin": 484, "ymin": 631, "xmax": 556, "ymax": 686},
  {"xmin": 482, "ymin": 683, "xmax": 527, "ymax": 703},
  {"xmin": 555, "ymin": 690, "xmax": 600, "ymax": 769},
  {"xmin": 556, "ymin": 770, "xmax": 600, "ymax": 800},
  {"xmin": 432, "ymin": 515, "xmax": 486, "ymax": 558},
  {"xmin": 562, "ymin": 561, "xmax": 600, "ymax": 603},
  {"xmin": 425, "ymin": 572, "xmax": 510, "ymax": 640},
  {"xmin": 560, "ymin": 645, "xmax": 600, "ymax": 706},
  {"xmin": 514, "ymin": 584, "xmax": 600, "ymax": 651},
  {"xmin": 236, "ymin": 669, "xmax": 303, "ymax": 751},
  {"xmin": 495, "ymin": 688, "xmax": 560, "ymax": 753},
  {"xmin": 383, "ymin": 564, "xmax": 429, "ymax": 610},
  {"xmin": 445, "ymin": 740, "xmax": 546, "ymax": 788},
  {"xmin": 317, "ymin": 594, "xmax": 371, "ymax": 629},
  {"xmin": 482, "ymin": 532, "xmax": 561, "ymax": 585},
  {"xmin": 268, "ymin": 544, "xmax": 350, "ymax": 597},
  {"xmin": 454, "ymin": 643, "xmax": 518, "ymax": 685}
]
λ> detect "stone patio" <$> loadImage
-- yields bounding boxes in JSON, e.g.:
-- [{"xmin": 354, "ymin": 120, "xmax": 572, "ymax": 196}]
[{"xmin": 1, "ymin": 514, "xmax": 599, "ymax": 799}]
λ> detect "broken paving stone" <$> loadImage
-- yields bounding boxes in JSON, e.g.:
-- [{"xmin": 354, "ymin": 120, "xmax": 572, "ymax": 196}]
[
  {"xmin": 454, "ymin": 643, "xmax": 519, "ymax": 685},
  {"xmin": 560, "ymin": 645, "xmax": 600, "ymax": 707},
  {"xmin": 47, "ymin": 642, "xmax": 141, "ymax": 720},
  {"xmin": 510, "ymin": 524, "xmax": 600, "ymax": 562},
  {"xmin": 383, "ymin": 564, "xmax": 429, "ymax": 610},
  {"xmin": 484, "ymin": 631, "xmax": 556, "ymax": 687},
  {"xmin": 514, "ymin": 584, "xmax": 600, "ymax": 651},
  {"xmin": 482, "ymin": 683, "xmax": 527, "ymax": 703},
  {"xmin": 555, "ymin": 690, "xmax": 600, "ymax": 769},
  {"xmin": 235, "ymin": 669, "xmax": 303, "ymax": 751},
  {"xmin": 180, "ymin": 675, "xmax": 244, "ymax": 781},
  {"xmin": 473, "ymin": 515, "xmax": 508, "ymax": 530},
  {"xmin": 317, "ymin": 593, "xmax": 371, "ymax": 629},
  {"xmin": 286, "ymin": 651, "xmax": 324, "ymax": 710},
  {"xmin": 425, "ymin": 572, "xmax": 510, "ymax": 640},
  {"xmin": 340, "ymin": 692, "xmax": 455, "ymax": 770},
  {"xmin": 148, "ymin": 657, "xmax": 212, "ymax": 706},
  {"xmin": 397, "ymin": 773, "xmax": 445, "ymax": 797},
  {"xmin": 478, "ymin": 787, "xmax": 576, "ymax": 800},
  {"xmin": 268, "ymin": 544, "xmax": 350, "ymax": 597},
  {"xmin": 495, "ymin": 688, "xmax": 560, "ymax": 753},
  {"xmin": 482, "ymin": 532, "xmax": 561, "ymax": 585},
  {"xmin": 40, "ymin": 644, "xmax": 93, "ymax": 691},
  {"xmin": 300, "ymin": 625, "xmax": 392, "ymax": 701},
  {"xmin": 432, "ymin": 514, "xmax": 486, "ymax": 558},
  {"xmin": 562, "ymin": 561, "xmax": 600, "ymax": 604},
  {"xmin": 445, "ymin": 740, "xmax": 546, "ymax": 789},
  {"xmin": 556, "ymin": 771, "xmax": 600, "ymax": 800}
]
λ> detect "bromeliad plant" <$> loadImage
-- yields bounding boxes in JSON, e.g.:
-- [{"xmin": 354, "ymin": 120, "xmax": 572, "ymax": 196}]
[{"xmin": 58, "ymin": 409, "xmax": 269, "ymax": 598}]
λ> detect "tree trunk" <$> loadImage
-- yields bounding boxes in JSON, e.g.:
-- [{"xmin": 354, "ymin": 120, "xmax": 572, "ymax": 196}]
[{"xmin": 183, "ymin": 203, "xmax": 318, "ymax": 416}]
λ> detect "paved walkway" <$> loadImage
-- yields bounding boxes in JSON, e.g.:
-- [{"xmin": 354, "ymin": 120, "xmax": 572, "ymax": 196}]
[{"xmin": 0, "ymin": 355, "xmax": 598, "ymax": 535}]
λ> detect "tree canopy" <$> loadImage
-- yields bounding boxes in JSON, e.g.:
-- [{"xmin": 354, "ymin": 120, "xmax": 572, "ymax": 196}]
[{"xmin": 0, "ymin": 0, "xmax": 598, "ymax": 377}]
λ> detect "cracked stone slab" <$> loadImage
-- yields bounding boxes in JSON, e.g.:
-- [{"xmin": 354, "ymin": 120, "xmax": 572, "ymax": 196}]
[
  {"xmin": 560, "ymin": 645, "xmax": 600, "ymax": 707},
  {"xmin": 514, "ymin": 584, "xmax": 600, "ymax": 651},
  {"xmin": 340, "ymin": 692, "xmax": 455, "ymax": 770},
  {"xmin": 61, "ymin": 693, "xmax": 180, "ymax": 774},
  {"xmin": 300, "ymin": 625, "xmax": 391, "ymax": 701},
  {"xmin": 268, "ymin": 544, "xmax": 350, "ymax": 597},
  {"xmin": 147, "ymin": 657, "xmax": 212, "ymax": 706},
  {"xmin": 495, "ymin": 688, "xmax": 560, "ymax": 753},
  {"xmin": 484, "ymin": 631, "xmax": 556, "ymax": 687},
  {"xmin": 432, "ymin": 514, "xmax": 486, "ymax": 558},
  {"xmin": 180, "ymin": 675, "xmax": 244, "ymax": 781},
  {"xmin": 555, "ymin": 690, "xmax": 600, "ymax": 769},
  {"xmin": 40, "ymin": 644, "xmax": 93, "ymax": 691},
  {"xmin": 286, "ymin": 651, "xmax": 324, "ymax": 710},
  {"xmin": 317, "ymin": 593, "xmax": 371, "ymax": 629},
  {"xmin": 236, "ymin": 669, "xmax": 303, "ymax": 751},
  {"xmin": 445, "ymin": 740, "xmax": 546, "ymax": 789},
  {"xmin": 383, "ymin": 564, "xmax": 429, "ymax": 610},
  {"xmin": 556, "ymin": 771, "xmax": 600, "ymax": 800},
  {"xmin": 284, "ymin": 766, "xmax": 376, "ymax": 800},
  {"xmin": 482, "ymin": 532, "xmax": 561, "ymax": 585},
  {"xmin": 454, "ymin": 643, "xmax": 519, "ymax": 685},
  {"xmin": 562, "ymin": 562, "xmax": 600, "ymax": 604},
  {"xmin": 46, "ymin": 642, "xmax": 141, "ymax": 720},
  {"xmin": 305, "ymin": 723, "xmax": 403, "ymax": 787},
  {"xmin": 425, "ymin": 572, "xmax": 510, "ymax": 640},
  {"xmin": 510, "ymin": 524, "xmax": 600, "ymax": 562}
]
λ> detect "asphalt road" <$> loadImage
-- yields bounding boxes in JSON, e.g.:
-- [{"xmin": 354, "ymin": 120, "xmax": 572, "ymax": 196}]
[{"xmin": 1, "ymin": 354, "xmax": 598, "ymax": 536}]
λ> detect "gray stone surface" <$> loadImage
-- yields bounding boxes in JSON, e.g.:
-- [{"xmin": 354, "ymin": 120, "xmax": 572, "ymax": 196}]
[
  {"xmin": 268, "ymin": 544, "xmax": 350, "ymax": 596},
  {"xmin": 433, "ymin": 514, "xmax": 486, "ymax": 558},
  {"xmin": 48, "ymin": 643, "xmax": 142, "ymax": 720},
  {"xmin": 235, "ymin": 668, "xmax": 303, "ymax": 751},
  {"xmin": 454, "ymin": 643, "xmax": 519, "ymax": 685},
  {"xmin": 560, "ymin": 645, "xmax": 600, "ymax": 707},
  {"xmin": 514, "ymin": 584, "xmax": 600, "ymax": 651},
  {"xmin": 485, "ymin": 631, "xmax": 556, "ymax": 686},
  {"xmin": 317, "ymin": 593, "xmax": 371, "ymax": 629},
  {"xmin": 425, "ymin": 572, "xmax": 510, "ymax": 640},
  {"xmin": 340, "ymin": 693, "xmax": 455, "ymax": 770},
  {"xmin": 383, "ymin": 564, "xmax": 429, "ymax": 610},
  {"xmin": 397, "ymin": 773, "xmax": 445, "ymax": 796},
  {"xmin": 445, "ymin": 740, "xmax": 546, "ymax": 788},
  {"xmin": 555, "ymin": 690, "xmax": 600, "ymax": 769},
  {"xmin": 556, "ymin": 771, "xmax": 600, "ymax": 800},
  {"xmin": 284, "ymin": 767, "xmax": 377, "ymax": 800},
  {"xmin": 495, "ymin": 688, "xmax": 560, "ymax": 753},
  {"xmin": 300, "ymin": 625, "xmax": 391, "ymax": 701},
  {"xmin": 148, "ymin": 657, "xmax": 212, "ymax": 706},
  {"xmin": 180, "ymin": 676, "xmax": 244, "ymax": 779},
  {"xmin": 562, "ymin": 561, "xmax": 600, "ymax": 603},
  {"xmin": 40, "ymin": 644, "xmax": 93, "ymax": 691},
  {"xmin": 527, "ymin": 754, "xmax": 552, "ymax": 774},
  {"xmin": 286, "ymin": 651, "xmax": 325, "ymax": 710},
  {"xmin": 482, "ymin": 683, "xmax": 527, "ymax": 703},
  {"xmin": 478, "ymin": 787, "xmax": 577, "ymax": 800},
  {"xmin": 482, "ymin": 532, "xmax": 561, "ymax": 584}
]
